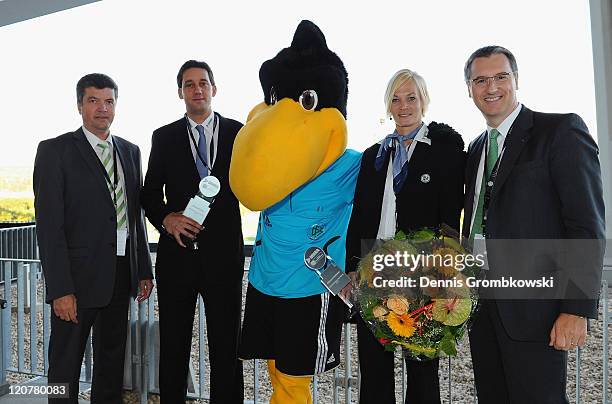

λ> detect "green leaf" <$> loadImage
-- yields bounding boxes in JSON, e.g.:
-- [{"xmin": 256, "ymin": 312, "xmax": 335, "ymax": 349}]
[
  {"xmin": 453, "ymin": 326, "xmax": 466, "ymax": 340},
  {"xmin": 394, "ymin": 230, "xmax": 407, "ymax": 240},
  {"xmin": 410, "ymin": 228, "xmax": 435, "ymax": 243},
  {"xmin": 383, "ymin": 344, "xmax": 396, "ymax": 352},
  {"xmin": 439, "ymin": 332, "xmax": 457, "ymax": 356}
]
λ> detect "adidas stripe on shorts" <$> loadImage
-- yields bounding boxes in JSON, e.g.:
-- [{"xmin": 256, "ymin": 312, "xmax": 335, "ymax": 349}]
[{"xmin": 239, "ymin": 283, "xmax": 344, "ymax": 376}]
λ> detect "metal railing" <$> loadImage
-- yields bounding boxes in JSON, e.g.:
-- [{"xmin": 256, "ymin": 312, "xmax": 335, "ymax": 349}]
[
  {"xmin": 0, "ymin": 225, "xmax": 610, "ymax": 403},
  {"xmin": 0, "ymin": 257, "xmax": 610, "ymax": 403},
  {"xmin": 0, "ymin": 259, "xmax": 49, "ymax": 376},
  {"xmin": 603, "ymin": 279, "xmax": 610, "ymax": 404},
  {"xmin": 0, "ymin": 225, "xmax": 37, "ymax": 283}
]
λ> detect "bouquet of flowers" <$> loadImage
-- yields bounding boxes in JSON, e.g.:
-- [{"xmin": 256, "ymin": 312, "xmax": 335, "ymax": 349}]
[{"xmin": 354, "ymin": 226, "xmax": 482, "ymax": 360}]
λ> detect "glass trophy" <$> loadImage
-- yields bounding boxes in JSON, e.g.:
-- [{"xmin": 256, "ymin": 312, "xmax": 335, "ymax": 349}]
[
  {"xmin": 181, "ymin": 176, "xmax": 221, "ymax": 249},
  {"xmin": 304, "ymin": 246, "xmax": 353, "ymax": 308}
]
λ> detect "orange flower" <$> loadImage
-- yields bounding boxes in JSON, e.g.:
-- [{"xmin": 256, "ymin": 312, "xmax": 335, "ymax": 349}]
[{"xmin": 386, "ymin": 312, "xmax": 416, "ymax": 337}]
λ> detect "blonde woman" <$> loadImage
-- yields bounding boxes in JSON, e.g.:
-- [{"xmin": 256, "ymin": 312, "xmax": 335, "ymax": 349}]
[{"xmin": 346, "ymin": 69, "xmax": 465, "ymax": 403}]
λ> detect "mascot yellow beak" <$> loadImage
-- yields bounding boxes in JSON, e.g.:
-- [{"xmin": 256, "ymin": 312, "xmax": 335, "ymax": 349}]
[{"xmin": 229, "ymin": 98, "xmax": 347, "ymax": 211}]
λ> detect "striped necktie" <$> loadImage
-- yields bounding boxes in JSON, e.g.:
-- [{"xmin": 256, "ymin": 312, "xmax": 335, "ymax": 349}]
[
  {"xmin": 96, "ymin": 141, "xmax": 128, "ymax": 229},
  {"xmin": 470, "ymin": 129, "xmax": 500, "ymax": 241}
]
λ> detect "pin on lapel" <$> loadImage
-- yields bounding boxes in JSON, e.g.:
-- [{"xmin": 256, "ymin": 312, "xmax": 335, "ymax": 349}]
[{"xmin": 420, "ymin": 174, "xmax": 431, "ymax": 183}]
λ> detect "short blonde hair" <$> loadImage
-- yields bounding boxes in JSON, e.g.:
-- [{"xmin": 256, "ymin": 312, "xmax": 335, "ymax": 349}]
[{"xmin": 384, "ymin": 69, "xmax": 430, "ymax": 118}]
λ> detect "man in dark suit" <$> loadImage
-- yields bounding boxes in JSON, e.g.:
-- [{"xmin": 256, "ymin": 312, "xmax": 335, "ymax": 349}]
[
  {"xmin": 141, "ymin": 60, "xmax": 244, "ymax": 403},
  {"xmin": 463, "ymin": 46, "xmax": 605, "ymax": 403},
  {"xmin": 34, "ymin": 73, "xmax": 154, "ymax": 403}
]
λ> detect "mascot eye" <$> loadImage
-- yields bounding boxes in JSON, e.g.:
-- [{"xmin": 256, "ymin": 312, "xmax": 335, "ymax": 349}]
[
  {"xmin": 299, "ymin": 90, "xmax": 318, "ymax": 111},
  {"xmin": 270, "ymin": 87, "xmax": 278, "ymax": 105}
]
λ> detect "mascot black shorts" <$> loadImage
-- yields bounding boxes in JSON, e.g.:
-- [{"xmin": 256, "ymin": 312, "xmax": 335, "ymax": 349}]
[{"xmin": 239, "ymin": 283, "xmax": 343, "ymax": 376}]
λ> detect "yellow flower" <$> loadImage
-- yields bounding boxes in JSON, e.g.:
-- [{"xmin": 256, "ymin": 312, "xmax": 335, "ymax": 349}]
[
  {"xmin": 386, "ymin": 295, "xmax": 410, "ymax": 315},
  {"xmin": 386, "ymin": 312, "xmax": 416, "ymax": 337},
  {"xmin": 372, "ymin": 305, "xmax": 389, "ymax": 320}
]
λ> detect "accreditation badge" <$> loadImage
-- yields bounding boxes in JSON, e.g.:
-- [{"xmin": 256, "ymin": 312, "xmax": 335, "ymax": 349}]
[{"xmin": 473, "ymin": 234, "xmax": 489, "ymax": 271}]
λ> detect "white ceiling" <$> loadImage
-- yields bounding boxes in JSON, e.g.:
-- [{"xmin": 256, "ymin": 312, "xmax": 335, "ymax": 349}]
[{"xmin": 0, "ymin": 0, "xmax": 100, "ymax": 28}]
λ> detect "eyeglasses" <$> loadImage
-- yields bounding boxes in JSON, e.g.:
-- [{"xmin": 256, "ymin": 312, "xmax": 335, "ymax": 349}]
[{"xmin": 468, "ymin": 72, "xmax": 515, "ymax": 88}]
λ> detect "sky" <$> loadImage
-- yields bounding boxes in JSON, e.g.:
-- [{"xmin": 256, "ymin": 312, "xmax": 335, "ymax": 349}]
[{"xmin": 0, "ymin": 0, "xmax": 596, "ymax": 169}]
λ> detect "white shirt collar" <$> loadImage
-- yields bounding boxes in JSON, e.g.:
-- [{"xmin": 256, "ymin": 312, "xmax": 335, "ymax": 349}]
[
  {"xmin": 187, "ymin": 111, "xmax": 215, "ymax": 132},
  {"xmin": 414, "ymin": 123, "xmax": 431, "ymax": 145},
  {"xmin": 487, "ymin": 103, "xmax": 522, "ymax": 138},
  {"xmin": 380, "ymin": 122, "xmax": 431, "ymax": 147},
  {"xmin": 82, "ymin": 126, "xmax": 113, "ymax": 150}
]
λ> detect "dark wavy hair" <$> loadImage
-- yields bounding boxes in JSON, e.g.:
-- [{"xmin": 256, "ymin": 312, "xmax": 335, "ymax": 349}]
[{"xmin": 76, "ymin": 73, "xmax": 118, "ymax": 104}]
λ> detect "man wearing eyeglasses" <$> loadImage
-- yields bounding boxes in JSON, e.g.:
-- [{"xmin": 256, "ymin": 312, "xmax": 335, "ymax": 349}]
[{"xmin": 462, "ymin": 46, "xmax": 604, "ymax": 403}]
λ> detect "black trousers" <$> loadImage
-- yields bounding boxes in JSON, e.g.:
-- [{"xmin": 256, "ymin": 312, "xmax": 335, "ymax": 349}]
[
  {"xmin": 356, "ymin": 316, "xmax": 441, "ymax": 404},
  {"xmin": 469, "ymin": 300, "xmax": 569, "ymax": 404},
  {"xmin": 157, "ymin": 251, "xmax": 244, "ymax": 404},
  {"xmin": 48, "ymin": 255, "xmax": 131, "ymax": 404}
]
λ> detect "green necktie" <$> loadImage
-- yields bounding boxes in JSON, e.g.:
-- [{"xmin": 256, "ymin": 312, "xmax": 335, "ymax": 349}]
[
  {"xmin": 97, "ymin": 141, "xmax": 128, "ymax": 229},
  {"xmin": 470, "ymin": 129, "xmax": 500, "ymax": 240}
]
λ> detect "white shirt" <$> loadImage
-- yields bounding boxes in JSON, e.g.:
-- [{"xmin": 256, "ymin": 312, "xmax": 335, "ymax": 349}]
[
  {"xmin": 376, "ymin": 124, "xmax": 432, "ymax": 239},
  {"xmin": 468, "ymin": 103, "xmax": 523, "ymax": 236},
  {"xmin": 187, "ymin": 112, "xmax": 218, "ymax": 170},
  {"xmin": 82, "ymin": 126, "xmax": 128, "ymax": 232}
]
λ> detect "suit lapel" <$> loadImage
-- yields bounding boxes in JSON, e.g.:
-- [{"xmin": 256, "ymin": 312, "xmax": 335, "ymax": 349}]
[
  {"xmin": 374, "ymin": 149, "xmax": 389, "ymax": 216},
  {"xmin": 210, "ymin": 113, "xmax": 225, "ymax": 179},
  {"xmin": 491, "ymin": 107, "xmax": 534, "ymax": 200},
  {"xmin": 72, "ymin": 128, "xmax": 115, "ymax": 210},
  {"xmin": 181, "ymin": 117, "xmax": 205, "ymax": 183},
  {"xmin": 113, "ymin": 137, "xmax": 135, "ymax": 218}
]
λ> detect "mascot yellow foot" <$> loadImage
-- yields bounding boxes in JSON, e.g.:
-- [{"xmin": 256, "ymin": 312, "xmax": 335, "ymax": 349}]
[
  {"xmin": 233, "ymin": 19, "xmax": 360, "ymax": 402},
  {"xmin": 268, "ymin": 360, "xmax": 313, "ymax": 404}
]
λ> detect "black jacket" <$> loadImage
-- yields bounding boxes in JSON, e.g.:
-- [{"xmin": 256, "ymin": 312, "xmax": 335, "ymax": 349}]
[
  {"xmin": 141, "ymin": 113, "xmax": 244, "ymax": 282},
  {"xmin": 34, "ymin": 129, "xmax": 153, "ymax": 306},
  {"xmin": 463, "ymin": 106, "xmax": 605, "ymax": 340},
  {"xmin": 346, "ymin": 121, "xmax": 466, "ymax": 273}
]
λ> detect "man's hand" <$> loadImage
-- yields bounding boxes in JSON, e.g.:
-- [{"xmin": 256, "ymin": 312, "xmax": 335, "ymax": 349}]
[
  {"xmin": 53, "ymin": 294, "xmax": 78, "ymax": 323},
  {"xmin": 137, "ymin": 279, "xmax": 154, "ymax": 302},
  {"xmin": 549, "ymin": 313, "xmax": 587, "ymax": 351},
  {"xmin": 162, "ymin": 212, "xmax": 203, "ymax": 248},
  {"xmin": 339, "ymin": 271, "xmax": 358, "ymax": 301}
]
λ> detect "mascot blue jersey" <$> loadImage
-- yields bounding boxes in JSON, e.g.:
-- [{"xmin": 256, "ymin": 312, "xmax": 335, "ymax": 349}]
[{"xmin": 249, "ymin": 149, "xmax": 362, "ymax": 298}]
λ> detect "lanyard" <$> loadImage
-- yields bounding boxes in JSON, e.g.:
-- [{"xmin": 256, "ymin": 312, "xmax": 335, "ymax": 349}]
[
  {"xmin": 481, "ymin": 127, "xmax": 512, "ymax": 233},
  {"xmin": 186, "ymin": 114, "xmax": 218, "ymax": 172}
]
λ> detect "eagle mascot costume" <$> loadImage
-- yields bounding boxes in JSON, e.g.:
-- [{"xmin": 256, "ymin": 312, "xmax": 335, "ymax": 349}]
[{"xmin": 230, "ymin": 20, "xmax": 361, "ymax": 403}]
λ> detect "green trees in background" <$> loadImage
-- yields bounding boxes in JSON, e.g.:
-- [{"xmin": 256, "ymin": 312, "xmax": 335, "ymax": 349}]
[
  {"xmin": 0, "ymin": 198, "xmax": 34, "ymax": 222},
  {"xmin": 0, "ymin": 167, "xmax": 35, "ymax": 222}
]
